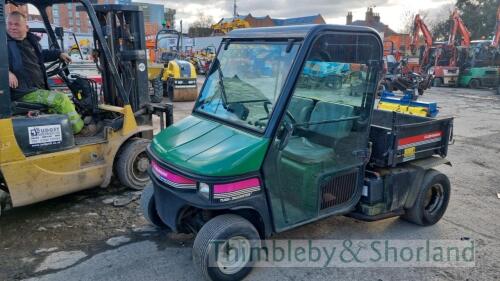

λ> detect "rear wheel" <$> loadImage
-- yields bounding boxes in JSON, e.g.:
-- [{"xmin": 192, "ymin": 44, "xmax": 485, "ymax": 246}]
[
  {"xmin": 468, "ymin": 79, "xmax": 480, "ymax": 89},
  {"xmin": 193, "ymin": 214, "xmax": 260, "ymax": 281},
  {"xmin": 140, "ymin": 185, "xmax": 167, "ymax": 228},
  {"xmin": 402, "ymin": 169, "xmax": 450, "ymax": 226},
  {"xmin": 116, "ymin": 138, "xmax": 151, "ymax": 190}
]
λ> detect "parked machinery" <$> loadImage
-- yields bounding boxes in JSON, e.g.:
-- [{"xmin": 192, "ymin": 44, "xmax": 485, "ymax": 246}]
[
  {"xmin": 148, "ymin": 28, "xmax": 198, "ymax": 102},
  {"xmin": 458, "ymin": 7, "xmax": 500, "ymax": 88},
  {"xmin": 141, "ymin": 25, "xmax": 454, "ymax": 280},
  {"xmin": 0, "ymin": 0, "xmax": 173, "ymax": 215},
  {"xmin": 407, "ymin": 14, "xmax": 433, "ymax": 92}
]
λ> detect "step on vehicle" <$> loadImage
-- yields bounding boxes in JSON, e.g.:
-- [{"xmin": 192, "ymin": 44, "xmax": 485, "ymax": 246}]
[
  {"xmin": 142, "ymin": 25, "xmax": 454, "ymax": 281},
  {"xmin": 0, "ymin": 0, "xmax": 173, "ymax": 215}
]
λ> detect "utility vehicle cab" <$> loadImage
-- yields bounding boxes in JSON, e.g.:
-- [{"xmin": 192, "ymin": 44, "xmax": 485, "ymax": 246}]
[{"xmin": 143, "ymin": 25, "xmax": 453, "ymax": 281}]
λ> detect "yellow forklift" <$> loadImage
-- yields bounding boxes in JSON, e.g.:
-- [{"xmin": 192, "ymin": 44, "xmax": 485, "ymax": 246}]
[
  {"xmin": 0, "ymin": 0, "xmax": 173, "ymax": 215},
  {"xmin": 148, "ymin": 28, "xmax": 198, "ymax": 102}
]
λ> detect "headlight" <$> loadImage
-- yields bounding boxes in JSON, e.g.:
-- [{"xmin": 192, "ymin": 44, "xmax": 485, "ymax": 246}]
[{"xmin": 198, "ymin": 182, "xmax": 210, "ymax": 199}]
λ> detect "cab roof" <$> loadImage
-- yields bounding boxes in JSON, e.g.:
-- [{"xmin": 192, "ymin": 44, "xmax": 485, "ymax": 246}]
[{"xmin": 227, "ymin": 24, "xmax": 381, "ymax": 41}]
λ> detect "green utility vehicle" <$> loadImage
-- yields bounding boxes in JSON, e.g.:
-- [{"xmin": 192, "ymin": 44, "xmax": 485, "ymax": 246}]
[{"xmin": 141, "ymin": 25, "xmax": 454, "ymax": 281}]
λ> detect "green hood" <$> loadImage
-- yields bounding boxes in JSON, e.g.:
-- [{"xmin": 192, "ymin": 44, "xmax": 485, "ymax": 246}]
[{"xmin": 151, "ymin": 115, "xmax": 270, "ymax": 177}]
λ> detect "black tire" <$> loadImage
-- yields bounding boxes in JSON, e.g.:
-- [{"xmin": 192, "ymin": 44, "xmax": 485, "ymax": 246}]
[
  {"xmin": 193, "ymin": 214, "xmax": 260, "ymax": 281},
  {"xmin": 432, "ymin": 78, "xmax": 443, "ymax": 87},
  {"xmin": 497, "ymin": 86, "xmax": 500, "ymax": 95},
  {"xmin": 150, "ymin": 78, "xmax": 163, "ymax": 103},
  {"xmin": 140, "ymin": 185, "xmax": 167, "ymax": 228},
  {"xmin": 402, "ymin": 169, "xmax": 450, "ymax": 226},
  {"xmin": 468, "ymin": 79, "xmax": 480, "ymax": 89},
  {"xmin": 116, "ymin": 138, "xmax": 151, "ymax": 190},
  {"xmin": 164, "ymin": 78, "xmax": 174, "ymax": 101}
]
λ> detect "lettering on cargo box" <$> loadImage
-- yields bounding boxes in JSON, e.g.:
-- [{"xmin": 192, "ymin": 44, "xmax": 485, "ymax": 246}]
[
  {"xmin": 398, "ymin": 131, "xmax": 442, "ymax": 150},
  {"xmin": 28, "ymin": 125, "xmax": 63, "ymax": 147}
]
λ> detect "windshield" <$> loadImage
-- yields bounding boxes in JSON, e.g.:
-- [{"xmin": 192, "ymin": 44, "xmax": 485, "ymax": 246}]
[{"xmin": 195, "ymin": 42, "xmax": 300, "ymax": 133}]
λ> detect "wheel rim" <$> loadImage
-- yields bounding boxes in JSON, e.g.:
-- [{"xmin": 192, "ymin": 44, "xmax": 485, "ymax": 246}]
[
  {"xmin": 216, "ymin": 236, "xmax": 251, "ymax": 275},
  {"xmin": 423, "ymin": 183, "xmax": 445, "ymax": 215},
  {"xmin": 132, "ymin": 151, "xmax": 150, "ymax": 183}
]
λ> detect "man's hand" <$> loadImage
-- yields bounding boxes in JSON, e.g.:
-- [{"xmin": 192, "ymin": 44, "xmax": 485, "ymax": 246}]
[
  {"xmin": 8, "ymin": 71, "xmax": 18, "ymax": 88},
  {"xmin": 59, "ymin": 53, "xmax": 72, "ymax": 63}
]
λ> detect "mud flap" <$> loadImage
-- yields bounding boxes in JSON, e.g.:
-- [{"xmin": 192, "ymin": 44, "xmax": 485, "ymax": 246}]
[{"xmin": 404, "ymin": 156, "xmax": 451, "ymax": 209}]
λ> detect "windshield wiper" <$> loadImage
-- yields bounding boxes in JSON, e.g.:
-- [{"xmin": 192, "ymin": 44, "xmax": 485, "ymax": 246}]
[{"xmin": 215, "ymin": 59, "xmax": 229, "ymax": 110}]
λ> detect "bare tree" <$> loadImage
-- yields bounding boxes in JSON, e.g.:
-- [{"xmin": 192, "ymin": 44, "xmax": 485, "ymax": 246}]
[
  {"xmin": 188, "ymin": 12, "xmax": 215, "ymax": 37},
  {"xmin": 191, "ymin": 12, "xmax": 214, "ymax": 29},
  {"xmin": 400, "ymin": 9, "xmax": 430, "ymax": 34}
]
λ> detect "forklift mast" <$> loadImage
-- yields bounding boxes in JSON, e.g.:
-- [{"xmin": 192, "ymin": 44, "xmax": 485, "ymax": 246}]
[
  {"xmin": 91, "ymin": 4, "xmax": 150, "ymax": 112},
  {"xmin": 0, "ymin": 0, "xmax": 12, "ymax": 118}
]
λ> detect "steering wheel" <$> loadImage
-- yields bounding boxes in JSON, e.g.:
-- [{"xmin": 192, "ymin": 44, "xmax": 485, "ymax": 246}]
[{"xmin": 46, "ymin": 60, "xmax": 68, "ymax": 78}]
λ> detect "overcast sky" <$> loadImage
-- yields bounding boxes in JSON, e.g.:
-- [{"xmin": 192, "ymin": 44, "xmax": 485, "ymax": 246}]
[{"xmin": 137, "ymin": 0, "xmax": 453, "ymax": 32}]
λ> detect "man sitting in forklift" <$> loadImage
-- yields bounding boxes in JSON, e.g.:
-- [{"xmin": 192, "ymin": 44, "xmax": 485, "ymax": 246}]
[{"xmin": 7, "ymin": 11, "xmax": 95, "ymax": 136}]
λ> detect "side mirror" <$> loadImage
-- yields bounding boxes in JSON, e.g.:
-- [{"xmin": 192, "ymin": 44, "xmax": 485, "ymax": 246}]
[
  {"xmin": 278, "ymin": 121, "xmax": 294, "ymax": 150},
  {"xmin": 55, "ymin": 27, "xmax": 64, "ymax": 39}
]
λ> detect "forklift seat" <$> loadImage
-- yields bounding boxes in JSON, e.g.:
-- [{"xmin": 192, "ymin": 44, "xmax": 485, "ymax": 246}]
[{"xmin": 11, "ymin": 101, "xmax": 49, "ymax": 115}]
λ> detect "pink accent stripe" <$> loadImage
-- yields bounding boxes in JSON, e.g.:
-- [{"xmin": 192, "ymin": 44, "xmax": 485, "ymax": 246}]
[
  {"xmin": 151, "ymin": 161, "xmax": 195, "ymax": 184},
  {"xmin": 214, "ymin": 178, "xmax": 261, "ymax": 194}
]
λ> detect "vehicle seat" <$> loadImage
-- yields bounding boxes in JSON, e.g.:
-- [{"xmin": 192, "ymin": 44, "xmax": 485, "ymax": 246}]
[
  {"xmin": 282, "ymin": 101, "xmax": 354, "ymax": 164},
  {"xmin": 287, "ymin": 96, "xmax": 314, "ymax": 124},
  {"xmin": 11, "ymin": 101, "xmax": 49, "ymax": 115},
  {"xmin": 308, "ymin": 102, "xmax": 354, "ymax": 140}
]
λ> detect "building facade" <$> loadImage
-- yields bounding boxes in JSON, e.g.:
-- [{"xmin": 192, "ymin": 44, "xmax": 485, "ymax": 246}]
[{"xmin": 6, "ymin": 1, "xmax": 168, "ymax": 36}]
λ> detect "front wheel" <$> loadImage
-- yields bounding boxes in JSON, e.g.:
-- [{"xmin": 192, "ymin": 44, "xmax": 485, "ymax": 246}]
[
  {"xmin": 150, "ymin": 78, "xmax": 164, "ymax": 103},
  {"xmin": 140, "ymin": 185, "xmax": 167, "ymax": 228},
  {"xmin": 402, "ymin": 169, "xmax": 450, "ymax": 226},
  {"xmin": 115, "ymin": 138, "xmax": 152, "ymax": 190},
  {"xmin": 193, "ymin": 214, "xmax": 260, "ymax": 281}
]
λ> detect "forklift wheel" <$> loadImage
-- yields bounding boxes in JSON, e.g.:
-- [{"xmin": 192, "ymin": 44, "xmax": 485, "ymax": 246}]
[
  {"xmin": 193, "ymin": 214, "xmax": 260, "ymax": 281},
  {"xmin": 116, "ymin": 138, "xmax": 152, "ymax": 190},
  {"xmin": 150, "ymin": 78, "xmax": 164, "ymax": 103},
  {"xmin": 402, "ymin": 169, "xmax": 450, "ymax": 226},
  {"xmin": 140, "ymin": 185, "xmax": 167, "ymax": 228},
  {"xmin": 468, "ymin": 79, "xmax": 480, "ymax": 89}
]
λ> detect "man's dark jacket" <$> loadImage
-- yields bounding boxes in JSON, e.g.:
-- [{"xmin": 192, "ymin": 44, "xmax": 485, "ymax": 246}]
[{"xmin": 8, "ymin": 32, "xmax": 61, "ymax": 100}]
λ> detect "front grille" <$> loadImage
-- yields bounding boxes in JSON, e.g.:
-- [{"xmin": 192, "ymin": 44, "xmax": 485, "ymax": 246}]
[{"xmin": 320, "ymin": 170, "xmax": 358, "ymax": 210}]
